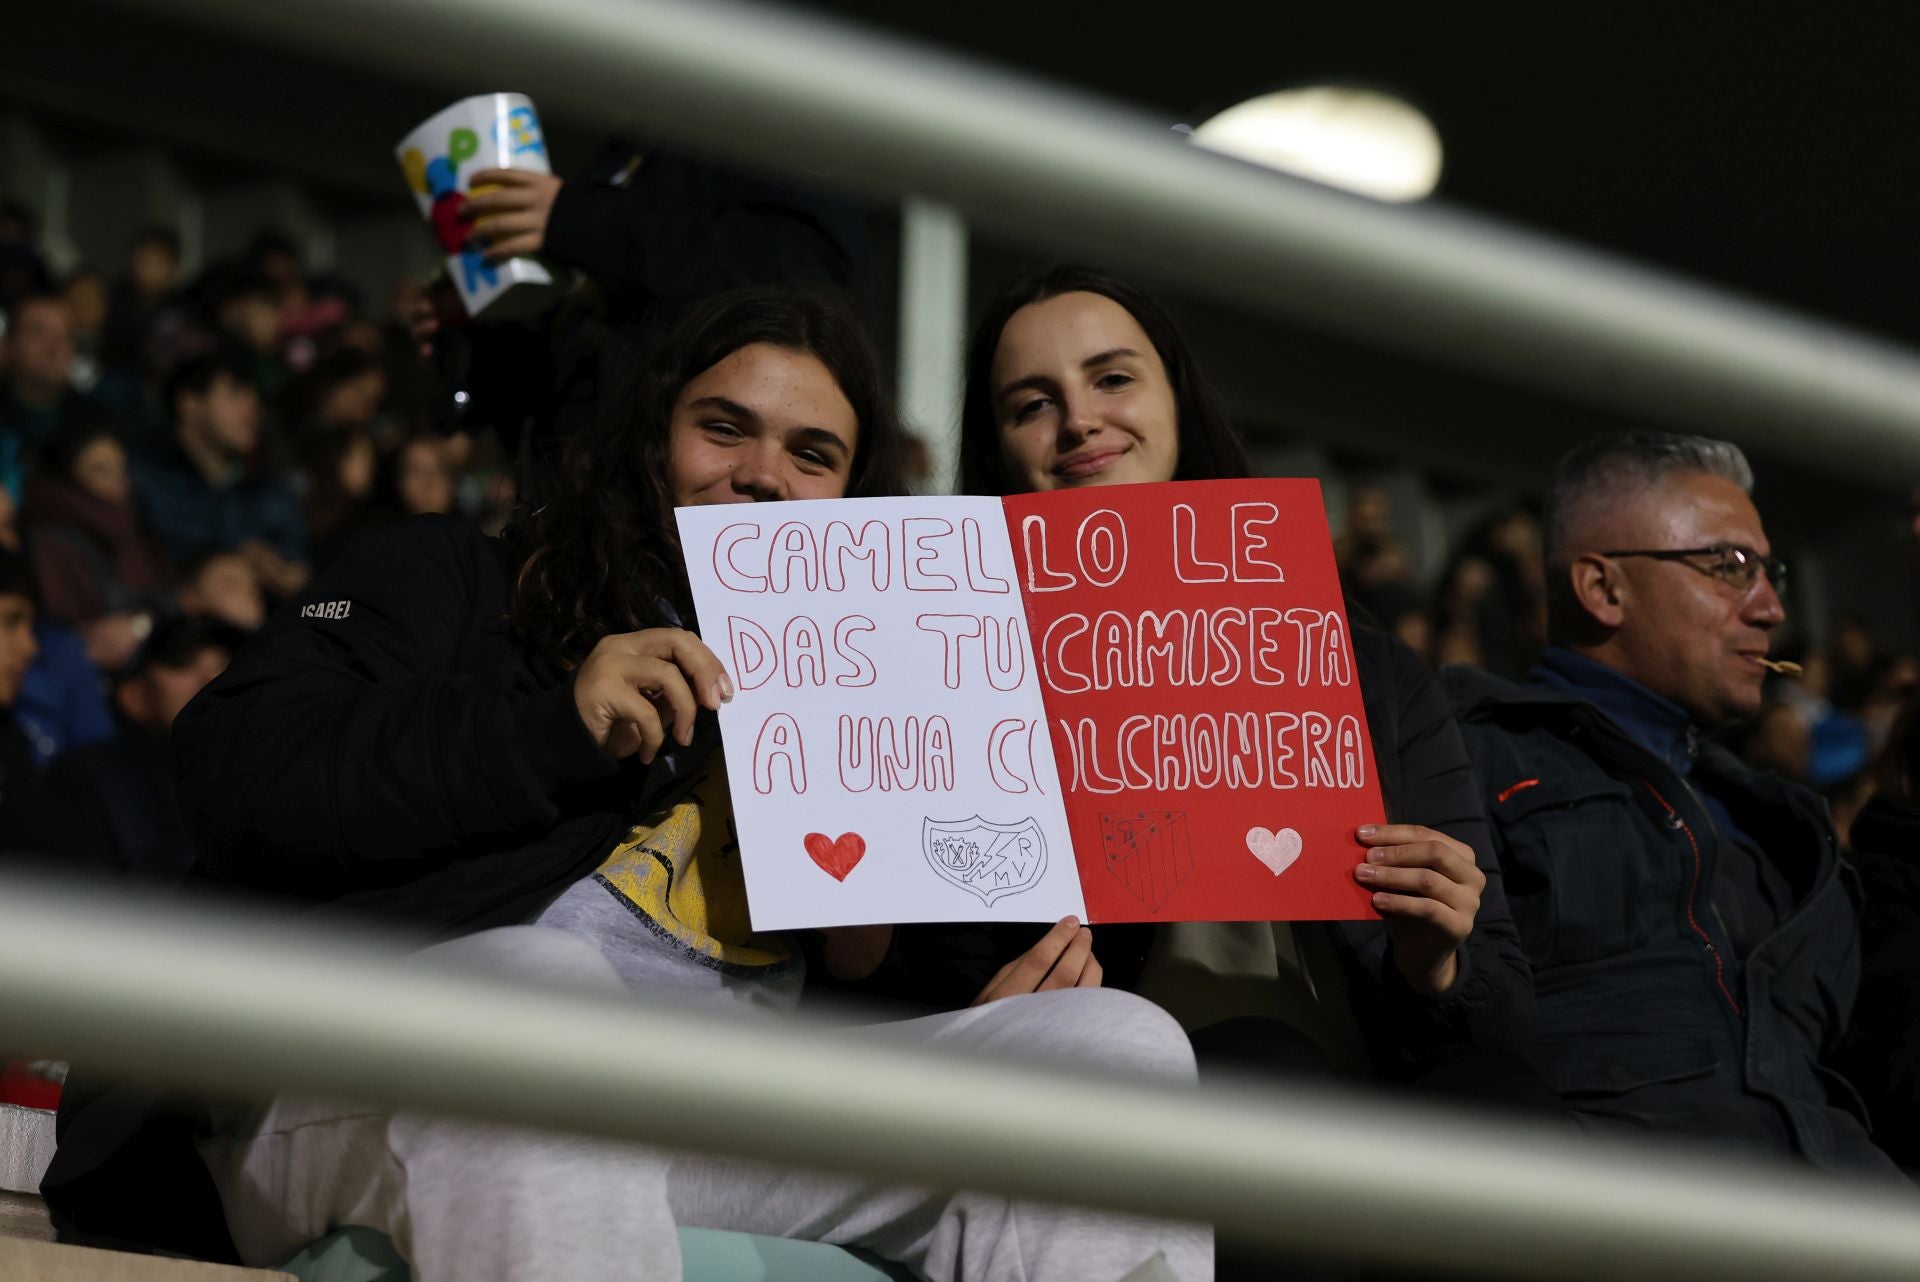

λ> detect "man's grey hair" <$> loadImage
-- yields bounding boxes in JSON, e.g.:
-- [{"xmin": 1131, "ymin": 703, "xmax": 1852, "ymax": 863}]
[{"xmin": 1543, "ymin": 430, "xmax": 1753, "ymax": 570}]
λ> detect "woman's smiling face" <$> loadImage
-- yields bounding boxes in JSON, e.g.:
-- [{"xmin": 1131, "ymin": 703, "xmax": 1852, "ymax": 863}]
[
  {"xmin": 668, "ymin": 342, "xmax": 860, "ymax": 506},
  {"xmin": 990, "ymin": 291, "xmax": 1180, "ymax": 492}
]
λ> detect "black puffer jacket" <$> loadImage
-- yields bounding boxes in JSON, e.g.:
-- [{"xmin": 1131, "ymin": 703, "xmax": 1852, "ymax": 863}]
[
  {"xmin": 1329, "ymin": 627, "xmax": 1535, "ymax": 1070},
  {"xmin": 41, "ymin": 515, "xmax": 979, "ymax": 1255},
  {"xmin": 1443, "ymin": 665, "xmax": 1899, "ymax": 1175},
  {"xmin": 45, "ymin": 515, "xmax": 664, "ymax": 1259}
]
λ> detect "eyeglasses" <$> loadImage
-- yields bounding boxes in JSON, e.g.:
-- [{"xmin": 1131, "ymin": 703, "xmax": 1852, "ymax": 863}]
[{"xmin": 1600, "ymin": 544, "xmax": 1787, "ymax": 597}]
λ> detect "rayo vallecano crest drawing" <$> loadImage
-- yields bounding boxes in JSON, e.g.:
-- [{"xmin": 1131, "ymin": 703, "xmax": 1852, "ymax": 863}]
[{"xmin": 921, "ymin": 816, "xmax": 1047, "ymax": 907}]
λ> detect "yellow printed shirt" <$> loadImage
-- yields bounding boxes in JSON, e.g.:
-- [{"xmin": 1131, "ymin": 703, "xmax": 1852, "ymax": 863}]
[{"xmin": 537, "ymin": 750, "xmax": 796, "ymax": 993}]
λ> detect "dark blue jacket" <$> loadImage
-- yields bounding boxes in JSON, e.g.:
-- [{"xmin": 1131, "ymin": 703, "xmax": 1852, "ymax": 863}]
[
  {"xmin": 134, "ymin": 438, "xmax": 308, "ymax": 567},
  {"xmin": 1442, "ymin": 663, "xmax": 1896, "ymax": 1175}
]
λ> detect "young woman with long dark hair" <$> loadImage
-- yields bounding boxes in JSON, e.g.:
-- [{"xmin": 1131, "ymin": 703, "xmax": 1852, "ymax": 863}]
[{"xmin": 960, "ymin": 266, "xmax": 1534, "ymax": 1088}]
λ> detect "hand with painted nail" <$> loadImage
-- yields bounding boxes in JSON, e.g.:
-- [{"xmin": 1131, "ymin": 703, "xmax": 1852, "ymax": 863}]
[
  {"xmin": 1353, "ymin": 823, "xmax": 1486, "ymax": 996},
  {"xmin": 970, "ymin": 916, "xmax": 1103, "ymax": 1007},
  {"xmin": 571, "ymin": 628, "xmax": 734, "ymax": 764}
]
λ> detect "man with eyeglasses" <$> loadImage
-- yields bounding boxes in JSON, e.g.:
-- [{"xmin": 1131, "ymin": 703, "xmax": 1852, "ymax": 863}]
[{"xmin": 1442, "ymin": 430, "xmax": 1902, "ymax": 1177}]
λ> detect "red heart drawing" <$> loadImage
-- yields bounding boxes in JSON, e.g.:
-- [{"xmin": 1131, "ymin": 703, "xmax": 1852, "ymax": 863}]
[{"xmin": 804, "ymin": 831, "xmax": 867, "ymax": 882}]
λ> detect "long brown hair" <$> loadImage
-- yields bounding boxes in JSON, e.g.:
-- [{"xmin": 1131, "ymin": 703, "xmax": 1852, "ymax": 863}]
[{"xmin": 506, "ymin": 287, "xmax": 907, "ymax": 665}]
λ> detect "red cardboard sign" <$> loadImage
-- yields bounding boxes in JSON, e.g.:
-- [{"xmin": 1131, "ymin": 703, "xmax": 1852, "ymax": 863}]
[{"xmin": 1004, "ymin": 478, "xmax": 1382, "ymax": 922}]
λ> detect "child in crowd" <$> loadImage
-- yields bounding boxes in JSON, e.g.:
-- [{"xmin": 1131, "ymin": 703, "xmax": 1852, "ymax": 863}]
[{"xmin": 22, "ymin": 420, "xmax": 175, "ymax": 671}]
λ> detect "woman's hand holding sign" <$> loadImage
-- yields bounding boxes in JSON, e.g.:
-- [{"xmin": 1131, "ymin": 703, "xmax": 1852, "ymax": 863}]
[
  {"xmin": 971, "ymin": 916, "xmax": 1103, "ymax": 1006},
  {"xmin": 1352, "ymin": 824, "xmax": 1485, "ymax": 996},
  {"xmin": 573, "ymin": 629, "xmax": 734, "ymax": 763}
]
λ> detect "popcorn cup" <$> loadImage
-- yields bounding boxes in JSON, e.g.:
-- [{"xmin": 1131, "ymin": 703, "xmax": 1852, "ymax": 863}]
[{"xmin": 397, "ymin": 93, "xmax": 555, "ymax": 317}]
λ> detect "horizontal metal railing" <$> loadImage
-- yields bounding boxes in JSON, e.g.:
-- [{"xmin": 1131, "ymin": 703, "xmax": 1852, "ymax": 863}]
[
  {"xmin": 2, "ymin": 877, "xmax": 1918, "ymax": 1281},
  {"xmin": 125, "ymin": 0, "xmax": 1920, "ymax": 483}
]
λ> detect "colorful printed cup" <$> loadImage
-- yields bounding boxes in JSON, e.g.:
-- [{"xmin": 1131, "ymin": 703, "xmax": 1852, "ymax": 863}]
[{"xmin": 397, "ymin": 93, "xmax": 555, "ymax": 317}]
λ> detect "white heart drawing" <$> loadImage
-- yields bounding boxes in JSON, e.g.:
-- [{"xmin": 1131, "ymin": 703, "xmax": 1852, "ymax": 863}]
[{"xmin": 1245, "ymin": 826, "xmax": 1303, "ymax": 877}]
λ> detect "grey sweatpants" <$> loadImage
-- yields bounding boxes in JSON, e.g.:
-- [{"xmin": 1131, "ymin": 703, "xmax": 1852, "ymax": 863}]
[{"xmin": 198, "ymin": 926, "xmax": 1212, "ymax": 1282}]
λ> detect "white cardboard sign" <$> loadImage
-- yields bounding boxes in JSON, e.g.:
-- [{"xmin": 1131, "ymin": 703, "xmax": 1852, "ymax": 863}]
[{"xmin": 678, "ymin": 497, "xmax": 1085, "ymax": 929}]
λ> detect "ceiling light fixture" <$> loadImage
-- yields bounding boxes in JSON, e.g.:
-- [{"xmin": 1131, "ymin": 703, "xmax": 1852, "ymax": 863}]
[{"xmin": 1191, "ymin": 87, "xmax": 1442, "ymax": 202}]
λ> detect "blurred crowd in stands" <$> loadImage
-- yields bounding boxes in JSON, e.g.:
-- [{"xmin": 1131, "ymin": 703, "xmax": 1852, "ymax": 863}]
[{"xmin": 0, "ymin": 198, "xmax": 520, "ymax": 882}]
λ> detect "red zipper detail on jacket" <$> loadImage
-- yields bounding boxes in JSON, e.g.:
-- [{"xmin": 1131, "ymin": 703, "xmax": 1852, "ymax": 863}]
[{"xmin": 1639, "ymin": 780, "xmax": 1742, "ymax": 1016}]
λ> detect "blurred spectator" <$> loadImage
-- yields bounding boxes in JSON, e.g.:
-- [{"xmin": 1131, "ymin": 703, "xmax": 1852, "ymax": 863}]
[
  {"xmin": 1770, "ymin": 649, "xmax": 1874, "ymax": 790},
  {"xmin": 1772, "ymin": 647, "xmax": 1832, "ymax": 727},
  {"xmin": 281, "ymin": 347, "xmax": 388, "ymax": 441},
  {"xmin": 446, "ymin": 428, "xmax": 520, "ymax": 537},
  {"xmin": 1434, "ymin": 556, "xmax": 1496, "ymax": 668},
  {"xmin": 1335, "ymin": 483, "xmax": 1417, "ymax": 594},
  {"xmin": 63, "ymin": 266, "xmax": 110, "ymax": 391},
  {"xmin": 197, "ymin": 262, "xmax": 285, "ymax": 396},
  {"xmin": 137, "ymin": 349, "xmax": 309, "ymax": 599},
  {"xmin": 22, "ymin": 420, "xmax": 175, "ymax": 671},
  {"xmin": 175, "ymin": 548, "xmax": 266, "ymax": 634},
  {"xmin": 0, "ymin": 197, "xmax": 51, "ymax": 303},
  {"xmin": 47, "ymin": 615, "xmax": 236, "ymax": 884},
  {"xmin": 1334, "ymin": 483, "xmax": 1399, "ymax": 569},
  {"xmin": 376, "ymin": 432, "xmax": 456, "ymax": 520},
  {"xmin": 1, "ymin": 291, "xmax": 118, "ymax": 500},
  {"xmin": 244, "ymin": 231, "xmax": 362, "ymax": 377},
  {"xmin": 0, "ymin": 546, "xmax": 65, "ymax": 860},
  {"xmin": 1335, "ymin": 483, "xmax": 1432, "ymax": 665},
  {"xmin": 1829, "ymin": 613, "xmax": 1879, "ymax": 711},
  {"xmin": 1362, "ymin": 577, "xmax": 1434, "ymax": 663},
  {"xmin": 0, "ymin": 198, "xmax": 36, "ymax": 246},
  {"xmin": 303, "ymin": 426, "xmax": 377, "ymax": 573},
  {"xmin": 1861, "ymin": 652, "xmax": 1918, "ymax": 755},
  {"xmin": 13, "ymin": 616, "xmax": 114, "ymax": 767},
  {"xmin": 247, "ymin": 229, "xmax": 303, "ymax": 304},
  {"xmin": 91, "ymin": 229, "xmax": 185, "ymax": 456},
  {"xmin": 375, "ymin": 277, "xmax": 435, "ymax": 426},
  {"xmin": 1738, "ymin": 701, "xmax": 1810, "ymax": 781},
  {"xmin": 102, "ymin": 225, "xmax": 182, "ymax": 376},
  {"xmin": 1434, "ymin": 507, "xmax": 1546, "ymax": 679}
]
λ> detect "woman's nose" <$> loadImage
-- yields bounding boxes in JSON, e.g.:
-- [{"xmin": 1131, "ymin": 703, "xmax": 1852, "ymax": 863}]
[
  {"xmin": 1059, "ymin": 393, "xmax": 1102, "ymax": 443},
  {"xmin": 731, "ymin": 441, "xmax": 787, "ymax": 500}
]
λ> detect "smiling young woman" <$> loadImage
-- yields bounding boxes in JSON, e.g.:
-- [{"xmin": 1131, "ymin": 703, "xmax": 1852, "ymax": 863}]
[{"xmin": 958, "ymin": 265, "xmax": 1544, "ymax": 1129}]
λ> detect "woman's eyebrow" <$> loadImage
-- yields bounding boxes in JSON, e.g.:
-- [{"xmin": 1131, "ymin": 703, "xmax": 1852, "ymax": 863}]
[
  {"xmin": 995, "ymin": 372, "xmax": 1052, "ymax": 403},
  {"xmin": 687, "ymin": 395, "xmax": 761, "ymax": 425},
  {"xmin": 996, "ymin": 348, "xmax": 1142, "ymax": 402},
  {"xmin": 787, "ymin": 425, "xmax": 853, "ymax": 457}
]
